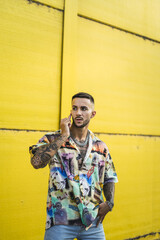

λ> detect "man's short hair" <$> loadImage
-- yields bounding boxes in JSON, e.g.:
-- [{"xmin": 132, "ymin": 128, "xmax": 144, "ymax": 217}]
[{"xmin": 72, "ymin": 92, "xmax": 94, "ymax": 104}]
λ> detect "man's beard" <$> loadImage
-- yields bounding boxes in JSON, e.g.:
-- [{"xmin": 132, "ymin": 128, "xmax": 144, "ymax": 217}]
[{"xmin": 72, "ymin": 119, "xmax": 90, "ymax": 128}]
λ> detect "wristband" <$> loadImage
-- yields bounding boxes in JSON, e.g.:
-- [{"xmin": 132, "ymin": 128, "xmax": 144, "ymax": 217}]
[{"xmin": 106, "ymin": 201, "xmax": 114, "ymax": 211}]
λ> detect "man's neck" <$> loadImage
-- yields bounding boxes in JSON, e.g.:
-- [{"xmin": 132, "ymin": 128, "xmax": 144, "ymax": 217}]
[{"xmin": 70, "ymin": 124, "xmax": 89, "ymax": 141}]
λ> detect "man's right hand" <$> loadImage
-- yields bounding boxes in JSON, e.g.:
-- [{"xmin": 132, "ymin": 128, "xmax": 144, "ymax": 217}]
[{"xmin": 60, "ymin": 114, "xmax": 71, "ymax": 138}]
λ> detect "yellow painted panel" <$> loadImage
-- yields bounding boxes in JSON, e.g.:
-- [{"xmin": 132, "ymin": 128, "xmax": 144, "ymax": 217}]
[
  {"xmin": 0, "ymin": 130, "xmax": 49, "ymax": 240},
  {"xmin": 97, "ymin": 133, "xmax": 160, "ymax": 240},
  {"xmin": 152, "ymin": 141, "xmax": 160, "ymax": 231},
  {"xmin": 74, "ymin": 17, "xmax": 160, "ymax": 135},
  {"xmin": 32, "ymin": 0, "xmax": 64, "ymax": 10},
  {"xmin": 0, "ymin": 0, "xmax": 63, "ymax": 130},
  {"xmin": 61, "ymin": 0, "xmax": 78, "ymax": 119},
  {"xmin": 78, "ymin": 0, "xmax": 160, "ymax": 41}
]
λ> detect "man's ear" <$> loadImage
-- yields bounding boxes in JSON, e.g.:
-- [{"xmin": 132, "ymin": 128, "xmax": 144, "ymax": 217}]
[{"xmin": 91, "ymin": 111, "xmax": 96, "ymax": 118}]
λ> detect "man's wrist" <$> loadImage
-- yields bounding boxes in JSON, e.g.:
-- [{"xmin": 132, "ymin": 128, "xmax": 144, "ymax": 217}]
[
  {"xmin": 61, "ymin": 132, "xmax": 70, "ymax": 140},
  {"xmin": 105, "ymin": 201, "xmax": 114, "ymax": 211}
]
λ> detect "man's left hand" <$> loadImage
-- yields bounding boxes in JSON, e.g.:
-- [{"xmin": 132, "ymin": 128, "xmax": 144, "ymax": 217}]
[{"xmin": 96, "ymin": 202, "xmax": 110, "ymax": 227}]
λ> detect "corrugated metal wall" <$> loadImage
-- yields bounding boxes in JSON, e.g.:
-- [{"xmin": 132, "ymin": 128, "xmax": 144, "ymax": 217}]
[{"xmin": 0, "ymin": 0, "xmax": 160, "ymax": 239}]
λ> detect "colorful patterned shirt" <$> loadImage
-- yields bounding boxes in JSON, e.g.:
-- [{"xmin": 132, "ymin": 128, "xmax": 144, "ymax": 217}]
[{"xmin": 29, "ymin": 130, "xmax": 118, "ymax": 230}]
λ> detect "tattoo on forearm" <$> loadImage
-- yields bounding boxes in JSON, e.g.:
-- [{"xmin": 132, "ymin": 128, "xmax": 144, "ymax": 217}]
[
  {"xmin": 103, "ymin": 182, "xmax": 115, "ymax": 205},
  {"xmin": 46, "ymin": 142, "xmax": 58, "ymax": 151},
  {"xmin": 31, "ymin": 134, "xmax": 67, "ymax": 168},
  {"xmin": 41, "ymin": 153, "xmax": 51, "ymax": 161}
]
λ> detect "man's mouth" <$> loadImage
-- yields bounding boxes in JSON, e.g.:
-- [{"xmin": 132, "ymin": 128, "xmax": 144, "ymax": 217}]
[
  {"xmin": 75, "ymin": 118, "xmax": 83, "ymax": 120},
  {"xmin": 75, "ymin": 118, "xmax": 83, "ymax": 122}
]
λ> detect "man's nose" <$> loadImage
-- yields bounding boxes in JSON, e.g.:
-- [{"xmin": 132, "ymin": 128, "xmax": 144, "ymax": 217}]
[{"xmin": 76, "ymin": 109, "xmax": 82, "ymax": 115}]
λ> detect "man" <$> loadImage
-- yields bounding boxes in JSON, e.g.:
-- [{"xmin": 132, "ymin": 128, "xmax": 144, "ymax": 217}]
[{"xmin": 29, "ymin": 92, "xmax": 118, "ymax": 240}]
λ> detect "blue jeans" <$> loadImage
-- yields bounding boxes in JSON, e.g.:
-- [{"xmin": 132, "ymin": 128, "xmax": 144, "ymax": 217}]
[{"xmin": 44, "ymin": 220, "xmax": 106, "ymax": 240}]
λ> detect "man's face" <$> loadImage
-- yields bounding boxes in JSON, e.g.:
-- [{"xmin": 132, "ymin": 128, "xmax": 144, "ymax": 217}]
[{"xmin": 71, "ymin": 98, "xmax": 96, "ymax": 128}]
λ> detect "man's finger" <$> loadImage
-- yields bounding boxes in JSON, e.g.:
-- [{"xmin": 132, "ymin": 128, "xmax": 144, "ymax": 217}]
[
  {"xmin": 96, "ymin": 217, "xmax": 102, "ymax": 227},
  {"xmin": 68, "ymin": 114, "xmax": 71, "ymax": 120},
  {"xmin": 101, "ymin": 216, "xmax": 105, "ymax": 223}
]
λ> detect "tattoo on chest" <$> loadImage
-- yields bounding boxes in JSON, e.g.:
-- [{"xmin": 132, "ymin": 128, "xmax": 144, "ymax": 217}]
[{"xmin": 77, "ymin": 144, "xmax": 88, "ymax": 169}]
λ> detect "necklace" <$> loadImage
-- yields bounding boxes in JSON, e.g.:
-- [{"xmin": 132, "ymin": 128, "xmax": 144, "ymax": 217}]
[{"xmin": 71, "ymin": 131, "xmax": 89, "ymax": 147}]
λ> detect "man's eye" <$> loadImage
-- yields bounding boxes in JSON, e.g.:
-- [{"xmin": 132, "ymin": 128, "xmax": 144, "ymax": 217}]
[
  {"xmin": 72, "ymin": 107, "xmax": 77, "ymax": 110},
  {"xmin": 81, "ymin": 107, "xmax": 87, "ymax": 111}
]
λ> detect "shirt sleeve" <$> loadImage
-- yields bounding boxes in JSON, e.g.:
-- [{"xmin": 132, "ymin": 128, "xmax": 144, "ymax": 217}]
[
  {"xmin": 104, "ymin": 150, "xmax": 118, "ymax": 184},
  {"xmin": 29, "ymin": 135, "xmax": 50, "ymax": 159}
]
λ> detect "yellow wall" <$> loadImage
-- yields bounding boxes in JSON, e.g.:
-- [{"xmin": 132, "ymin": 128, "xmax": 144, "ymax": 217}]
[
  {"xmin": 0, "ymin": 0, "xmax": 160, "ymax": 239},
  {"xmin": 0, "ymin": 0, "xmax": 63, "ymax": 130}
]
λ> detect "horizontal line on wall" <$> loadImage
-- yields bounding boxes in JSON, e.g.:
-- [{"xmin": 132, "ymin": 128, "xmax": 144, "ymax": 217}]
[
  {"xmin": 94, "ymin": 132, "xmax": 160, "ymax": 138},
  {"xmin": 78, "ymin": 14, "xmax": 160, "ymax": 44},
  {"xmin": 1, "ymin": 128, "xmax": 160, "ymax": 138},
  {"xmin": 0, "ymin": 128, "xmax": 50, "ymax": 133},
  {"xmin": 124, "ymin": 231, "xmax": 160, "ymax": 240},
  {"xmin": 26, "ymin": 0, "xmax": 63, "ymax": 12}
]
